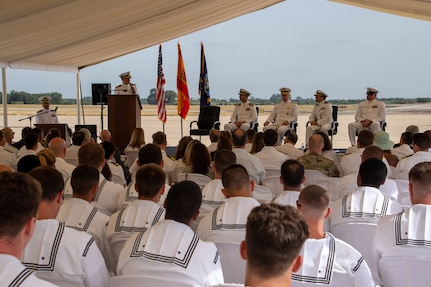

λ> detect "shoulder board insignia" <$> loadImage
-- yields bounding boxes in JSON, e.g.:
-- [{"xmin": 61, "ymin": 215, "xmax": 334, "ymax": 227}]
[
  {"xmin": 37, "ymin": 109, "xmax": 43, "ymax": 112},
  {"xmin": 403, "ymin": 154, "xmax": 414, "ymax": 159},
  {"xmin": 50, "ymin": 109, "xmax": 56, "ymax": 112},
  {"xmin": 249, "ymin": 103, "xmax": 254, "ymax": 106},
  {"xmin": 116, "ymin": 84, "xmax": 122, "ymax": 88},
  {"xmin": 235, "ymin": 103, "xmax": 240, "ymax": 106}
]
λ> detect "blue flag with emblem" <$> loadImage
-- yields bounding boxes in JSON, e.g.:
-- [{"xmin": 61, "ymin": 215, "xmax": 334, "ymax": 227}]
[{"xmin": 198, "ymin": 42, "xmax": 211, "ymax": 106}]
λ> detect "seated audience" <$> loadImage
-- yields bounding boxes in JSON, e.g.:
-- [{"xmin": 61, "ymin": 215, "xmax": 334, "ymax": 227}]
[
  {"xmin": 24, "ymin": 166, "xmax": 109, "ymax": 286},
  {"xmin": 117, "ymin": 181, "xmax": 224, "ymax": 286},
  {"xmin": 0, "ymin": 171, "xmax": 57, "ymax": 286},
  {"xmin": 276, "ymin": 130, "xmax": 304, "ymax": 160}
]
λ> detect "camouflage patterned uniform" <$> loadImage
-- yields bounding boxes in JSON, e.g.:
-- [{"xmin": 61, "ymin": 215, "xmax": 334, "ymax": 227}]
[{"xmin": 297, "ymin": 152, "xmax": 340, "ymax": 177}]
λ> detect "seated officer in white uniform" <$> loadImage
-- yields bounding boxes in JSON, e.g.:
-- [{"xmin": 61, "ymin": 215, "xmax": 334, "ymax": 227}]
[
  {"xmin": 264, "ymin": 87, "xmax": 299, "ymax": 144},
  {"xmin": 117, "ymin": 181, "xmax": 224, "ymax": 286},
  {"xmin": 191, "ymin": 149, "xmax": 236, "ymax": 231},
  {"xmin": 391, "ymin": 131, "xmax": 414, "ymax": 160},
  {"xmin": 0, "ymin": 171, "xmax": 57, "ymax": 287},
  {"xmin": 272, "ymin": 160, "xmax": 305, "ymax": 206},
  {"xmin": 373, "ymin": 162, "xmax": 431, "ymax": 285},
  {"xmin": 305, "ymin": 90, "xmax": 333, "ymax": 144},
  {"xmin": 114, "ymin": 71, "xmax": 139, "ymax": 95},
  {"xmin": 239, "ymin": 204, "xmax": 308, "ymax": 287},
  {"xmin": 63, "ymin": 142, "xmax": 123, "ymax": 216},
  {"xmin": 331, "ymin": 158, "xmax": 403, "ymax": 230},
  {"xmin": 35, "ymin": 96, "xmax": 59, "ymax": 124},
  {"xmin": 293, "ymin": 185, "xmax": 374, "ymax": 287},
  {"xmin": 224, "ymin": 88, "xmax": 258, "ymax": 132},
  {"xmin": 393, "ymin": 133, "xmax": 431, "ymax": 180},
  {"xmin": 56, "ymin": 165, "xmax": 111, "ymax": 271},
  {"xmin": 348, "ymin": 87, "xmax": 386, "ymax": 147},
  {"xmin": 196, "ymin": 164, "xmax": 261, "ymax": 243},
  {"xmin": 24, "ymin": 167, "xmax": 110, "ymax": 287},
  {"xmin": 106, "ymin": 163, "xmax": 166, "ymax": 269}
]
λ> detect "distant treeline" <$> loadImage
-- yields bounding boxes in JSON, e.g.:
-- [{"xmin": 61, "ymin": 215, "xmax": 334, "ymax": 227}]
[{"xmin": 1, "ymin": 89, "xmax": 430, "ymax": 105}]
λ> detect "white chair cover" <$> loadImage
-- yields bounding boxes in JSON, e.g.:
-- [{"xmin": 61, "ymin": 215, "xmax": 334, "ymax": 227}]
[
  {"xmin": 304, "ymin": 169, "xmax": 329, "ymax": 186},
  {"xmin": 252, "ymin": 184, "xmax": 273, "ymax": 203},
  {"xmin": 214, "ymin": 242, "xmax": 246, "ymax": 284},
  {"xmin": 262, "ymin": 176, "xmax": 283, "ymax": 197},
  {"xmin": 110, "ymin": 275, "xmax": 197, "ymax": 287},
  {"xmin": 331, "ymin": 222, "xmax": 377, "ymax": 274},
  {"xmin": 379, "ymin": 256, "xmax": 431, "ymax": 287},
  {"xmin": 177, "ymin": 173, "xmax": 212, "ymax": 189}
]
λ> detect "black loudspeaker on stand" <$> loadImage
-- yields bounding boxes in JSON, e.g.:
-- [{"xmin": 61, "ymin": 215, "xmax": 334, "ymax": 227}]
[{"xmin": 91, "ymin": 83, "xmax": 111, "ymax": 130}]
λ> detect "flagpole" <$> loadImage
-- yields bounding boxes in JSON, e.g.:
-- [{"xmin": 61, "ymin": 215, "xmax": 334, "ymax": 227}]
[{"xmin": 180, "ymin": 118, "xmax": 183, "ymax": 138}]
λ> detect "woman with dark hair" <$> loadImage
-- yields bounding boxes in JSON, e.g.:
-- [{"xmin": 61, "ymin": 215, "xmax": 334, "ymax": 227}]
[
  {"xmin": 101, "ymin": 141, "xmax": 126, "ymax": 186},
  {"xmin": 183, "ymin": 142, "xmax": 214, "ymax": 179},
  {"xmin": 250, "ymin": 132, "xmax": 264, "ymax": 154}
]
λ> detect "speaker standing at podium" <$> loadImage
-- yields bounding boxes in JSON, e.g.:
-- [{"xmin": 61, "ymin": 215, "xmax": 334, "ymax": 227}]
[
  {"xmin": 35, "ymin": 96, "xmax": 59, "ymax": 124},
  {"xmin": 115, "ymin": 71, "xmax": 139, "ymax": 96}
]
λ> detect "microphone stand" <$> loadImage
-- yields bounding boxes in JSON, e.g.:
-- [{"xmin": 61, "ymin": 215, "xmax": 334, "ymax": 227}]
[{"xmin": 18, "ymin": 109, "xmax": 53, "ymax": 126}]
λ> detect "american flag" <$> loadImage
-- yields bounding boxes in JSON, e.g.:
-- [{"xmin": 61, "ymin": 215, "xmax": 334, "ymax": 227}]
[{"xmin": 156, "ymin": 44, "xmax": 166, "ymax": 123}]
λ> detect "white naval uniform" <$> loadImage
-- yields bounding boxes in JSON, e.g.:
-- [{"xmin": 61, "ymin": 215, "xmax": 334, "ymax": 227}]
[
  {"xmin": 391, "ymin": 143, "xmax": 414, "ymax": 160},
  {"xmin": 117, "ymin": 220, "xmax": 224, "ymax": 286},
  {"xmin": 64, "ymin": 145, "xmax": 80, "ymax": 166},
  {"xmin": 348, "ymin": 99, "xmax": 386, "ymax": 146},
  {"xmin": 116, "ymin": 181, "xmax": 170, "ymax": 210},
  {"xmin": 114, "ymin": 83, "xmax": 139, "ymax": 96},
  {"xmin": 232, "ymin": 148, "xmax": 266, "ymax": 184},
  {"xmin": 107, "ymin": 159, "xmax": 126, "ymax": 186},
  {"xmin": 55, "ymin": 198, "xmax": 110, "ymax": 269},
  {"xmin": 292, "ymin": 233, "xmax": 374, "ymax": 287},
  {"xmin": 330, "ymin": 186, "xmax": 403, "ymax": 230},
  {"xmin": 393, "ymin": 151, "xmax": 431, "ymax": 180},
  {"xmin": 224, "ymin": 102, "xmax": 258, "ymax": 132},
  {"xmin": 4, "ymin": 142, "xmax": 18, "ymax": 155},
  {"xmin": 275, "ymin": 142, "xmax": 304, "ymax": 160},
  {"xmin": 373, "ymin": 204, "xmax": 431, "ymax": 285},
  {"xmin": 338, "ymin": 173, "xmax": 399, "ymax": 202},
  {"xmin": 63, "ymin": 174, "xmax": 123, "ymax": 216},
  {"xmin": 0, "ymin": 145, "xmax": 17, "ymax": 168},
  {"xmin": 53, "ymin": 157, "xmax": 75, "ymax": 182},
  {"xmin": 0, "ymin": 254, "xmax": 58, "ymax": 287},
  {"xmin": 263, "ymin": 101, "xmax": 299, "ymax": 144},
  {"xmin": 106, "ymin": 200, "xmax": 165, "ymax": 268},
  {"xmin": 254, "ymin": 146, "xmax": 289, "ymax": 171},
  {"xmin": 35, "ymin": 108, "xmax": 59, "ymax": 124},
  {"xmin": 272, "ymin": 190, "xmax": 300, "ymax": 207},
  {"xmin": 196, "ymin": 196, "xmax": 260, "ymax": 243},
  {"xmin": 340, "ymin": 148, "xmax": 393, "ymax": 177},
  {"xmin": 191, "ymin": 179, "xmax": 226, "ymax": 232},
  {"xmin": 305, "ymin": 101, "xmax": 333, "ymax": 143},
  {"xmin": 22, "ymin": 219, "xmax": 110, "ymax": 287}
]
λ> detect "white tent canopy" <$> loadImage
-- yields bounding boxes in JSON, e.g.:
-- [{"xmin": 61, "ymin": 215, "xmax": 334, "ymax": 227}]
[
  {"xmin": 0, "ymin": 0, "xmax": 282, "ymax": 126},
  {"xmin": 0, "ymin": 0, "xmax": 282, "ymax": 72}
]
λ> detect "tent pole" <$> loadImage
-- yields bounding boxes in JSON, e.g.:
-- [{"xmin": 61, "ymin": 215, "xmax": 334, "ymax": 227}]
[
  {"xmin": 2, "ymin": 67, "xmax": 7, "ymax": 127},
  {"xmin": 76, "ymin": 71, "xmax": 81, "ymax": 125}
]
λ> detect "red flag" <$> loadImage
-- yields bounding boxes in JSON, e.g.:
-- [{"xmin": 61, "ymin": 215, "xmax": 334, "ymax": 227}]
[
  {"xmin": 177, "ymin": 43, "xmax": 190, "ymax": 119},
  {"xmin": 156, "ymin": 44, "xmax": 166, "ymax": 123}
]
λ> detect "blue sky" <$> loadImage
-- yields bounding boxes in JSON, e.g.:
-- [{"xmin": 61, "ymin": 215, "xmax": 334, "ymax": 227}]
[{"xmin": 3, "ymin": 0, "xmax": 431, "ymax": 100}]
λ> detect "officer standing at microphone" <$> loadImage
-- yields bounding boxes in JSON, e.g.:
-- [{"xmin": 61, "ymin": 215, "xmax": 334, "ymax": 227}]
[
  {"xmin": 115, "ymin": 71, "xmax": 139, "ymax": 96},
  {"xmin": 35, "ymin": 96, "xmax": 59, "ymax": 124}
]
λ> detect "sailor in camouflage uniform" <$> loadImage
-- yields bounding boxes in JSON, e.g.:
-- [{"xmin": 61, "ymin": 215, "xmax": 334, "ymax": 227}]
[
  {"xmin": 35, "ymin": 96, "xmax": 59, "ymax": 124},
  {"xmin": 297, "ymin": 134, "xmax": 339, "ymax": 177},
  {"xmin": 224, "ymin": 88, "xmax": 258, "ymax": 132},
  {"xmin": 305, "ymin": 89, "xmax": 333, "ymax": 144},
  {"xmin": 263, "ymin": 87, "xmax": 298, "ymax": 144}
]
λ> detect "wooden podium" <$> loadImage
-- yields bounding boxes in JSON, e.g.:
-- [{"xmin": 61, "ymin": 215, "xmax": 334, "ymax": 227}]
[
  {"xmin": 34, "ymin": 124, "xmax": 71, "ymax": 146},
  {"xmin": 108, "ymin": 94, "xmax": 141, "ymax": 151}
]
